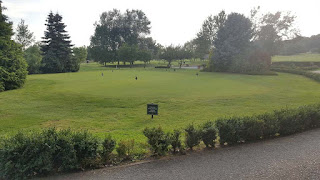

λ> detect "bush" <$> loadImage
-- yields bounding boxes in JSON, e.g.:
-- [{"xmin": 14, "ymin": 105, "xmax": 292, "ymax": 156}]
[
  {"xmin": 200, "ymin": 121, "xmax": 217, "ymax": 148},
  {"xmin": 257, "ymin": 113, "xmax": 279, "ymax": 138},
  {"xmin": 170, "ymin": 130, "xmax": 182, "ymax": 153},
  {"xmin": 143, "ymin": 127, "xmax": 171, "ymax": 156},
  {"xmin": 101, "ymin": 135, "xmax": 116, "ymax": 164},
  {"xmin": 116, "ymin": 139, "xmax": 135, "ymax": 160},
  {"xmin": 0, "ymin": 131, "xmax": 54, "ymax": 179},
  {"xmin": 185, "ymin": 124, "xmax": 201, "ymax": 150},
  {"xmin": 216, "ymin": 118, "xmax": 242, "ymax": 145},
  {"xmin": 275, "ymin": 109, "xmax": 303, "ymax": 136},
  {"xmin": 240, "ymin": 117, "xmax": 264, "ymax": 142},
  {"xmin": 0, "ymin": 128, "xmax": 100, "ymax": 179},
  {"xmin": 72, "ymin": 130, "xmax": 100, "ymax": 168}
]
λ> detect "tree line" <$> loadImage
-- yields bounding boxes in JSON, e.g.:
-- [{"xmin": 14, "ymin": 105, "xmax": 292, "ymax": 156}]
[{"xmin": 0, "ymin": 1, "xmax": 316, "ymax": 92}]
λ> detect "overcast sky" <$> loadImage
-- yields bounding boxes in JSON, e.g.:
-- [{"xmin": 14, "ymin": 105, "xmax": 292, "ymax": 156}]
[{"xmin": 3, "ymin": 0, "xmax": 320, "ymax": 47}]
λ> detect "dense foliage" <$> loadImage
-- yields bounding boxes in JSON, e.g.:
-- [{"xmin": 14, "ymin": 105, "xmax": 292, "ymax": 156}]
[
  {"xmin": 24, "ymin": 44, "xmax": 42, "ymax": 74},
  {"xmin": 0, "ymin": 1, "xmax": 28, "ymax": 91},
  {"xmin": 41, "ymin": 12, "xmax": 77, "ymax": 73},
  {"xmin": 89, "ymin": 9, "xmax": 153, "ymax": 66},
  {"xmin": 0, "ymin": 128, "xmax": 100, "ymax": 179},
  {"xmin": 212, "ymin": 13, "xmax": 253, "ymax": 72},
  {"xmin": 143, "ymin": 127, "xmax": 171, "ymax": 156},
  {"xmin": 73, "ymin": 46, "xmax": 88, "ymax": 63}
]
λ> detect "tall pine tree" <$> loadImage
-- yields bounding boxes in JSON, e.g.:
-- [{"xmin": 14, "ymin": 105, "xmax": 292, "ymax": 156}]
[
  {"xmin": 0, "ymin": 1, "xmax": 27, "ymax": 91},
  {"xmin": 41, "ymin": 12, "xmax": 77, "ymax": 73}
]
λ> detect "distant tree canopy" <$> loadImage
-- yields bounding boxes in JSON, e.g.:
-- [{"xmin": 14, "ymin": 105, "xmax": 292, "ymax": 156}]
[
  {"xmin": 159, "ymin": 45, "xmax": 193, "ymax": 67},
  {"xmin": 15, "ymin": 19, "xmax": 35, "ymax": 50},
  {"xmin": 73, "ymin": 46, "xmax": 87, "ymax": 63},
  {"xmin": 41, "ymin": 12, "xmax": 78, "ymax": 73},
  {"xmin": 89, "ymin": 9, "xmax": 152, "ymax": 65},
  {"xmin": 191, "ymin": 11, "xmax": 226, "ymax": 59},
  {"xmin": 24, "ymin": 44, "xmax": 42, "ymax": 74},
  {"xmin": 206, "ymin": 8, "xmax": 298, "ymax": 73},
  {"xmin": 251, "ymin": 8, "xmax": 299, "ymax": 56},
  {"xmin": 278, "ymin": 34, "xmax": 320, "ymax": 55},
  {"xmin": 0, "ymin": 1, "xmax": 28, "ymax": 91}
]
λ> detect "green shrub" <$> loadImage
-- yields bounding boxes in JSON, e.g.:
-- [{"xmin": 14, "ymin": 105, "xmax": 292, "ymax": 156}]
[
  {"xmin": 185, "ymin": 124, "xmax": 201, "ymax": 150},
  {"xmin": 216, "ymin": 117, "xmax": 242, "ymax": 145},
  {"xmin": 0, "ymin": 128, "xmax": 100, "ymax": 179},
  {"xmin": 200, "ymin": 121, "xmax": 217, "ymax": 148},
  {"xmin": 46, "ymin": 129, "xmax": 77, "ymax": 171},
  {"xmin": 241, "ymin": 117, "xmax": 264, "ymax": 142},
  {"xmin": 72, "ymin": 130, "xmax": 100, "ymax": 168},
  {"xmin": 170, "ymin": 130, "xmax": 182, "ymax": 153},
  {"xmin": 116, "ymin": 139, "xmax": 135, "ymax": 160},
  {"xmin": 257, "ymin": 113, "xmax": 279, "ymax": 138},
  {"xmin": 101, "ymin": 135, "xmax": 116, "ymax": 164},
  {"xmin": 276, "ymin": 109, "xmax": 305, "ymax": 136},
  {"xmin": 0, "ymin": 131, "xmax": 53, "ymax": 179},
  {"xmin": 143, "ymin": 127, "xmax": 170, "ymax": 156}
]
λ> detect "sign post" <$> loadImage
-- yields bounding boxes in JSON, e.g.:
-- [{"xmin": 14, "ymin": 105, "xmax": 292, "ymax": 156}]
[{"xmin": 147, "ymin": 103, "xmax": 158, "ymax": 119}]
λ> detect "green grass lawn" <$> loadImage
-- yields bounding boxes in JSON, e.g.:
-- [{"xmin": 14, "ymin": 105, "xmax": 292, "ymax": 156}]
[
  {"xmin": 272, "ymin": 53, "xmax": 320, "ymax": 62},
  {"xmin": 1, "ymin": 63, "xmax": 320, "ymax": 144}
]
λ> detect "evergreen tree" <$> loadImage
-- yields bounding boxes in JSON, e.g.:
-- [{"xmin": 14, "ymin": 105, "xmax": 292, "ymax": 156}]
[
  {"xmin": 41, "ymin": 12, "xmax": 75, "ymax": 73},
  {"xmin": 212, "ymin": 13, "xmax": 253, "ymax": 72},
  {"xmin": 0, "ymin": 1, "xmax": 27, "ymax": 91},
  {"xmin": 15, "ymin": 19, "xmax": 35, "ymax": 50}
]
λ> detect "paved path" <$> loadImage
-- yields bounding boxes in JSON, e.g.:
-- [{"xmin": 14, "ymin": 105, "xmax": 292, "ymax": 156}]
[{"xmin": 46, "ymin": 129, "xmax": 320, "ymax": 180}]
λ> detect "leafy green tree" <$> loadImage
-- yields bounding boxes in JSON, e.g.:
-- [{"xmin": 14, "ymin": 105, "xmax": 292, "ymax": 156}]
[
  {"xmin": 0, "ymin": 1, "xmax": 28, "ymax": 91},
  {"xmin": 24, "ymin": 44, "xmax": 42, "ymax": 74},
  {"xmin": 41, "ymin": 12, "xmax": 75, "ymax": 73},
  {"xmin": 137, "ymin": 37, "xmax": 159, "ymax": 59},
  {"xmin": 89, "ymin": 9, "xmax": 151, "ymax": 65},
  {"xmin": 251, "ymin": 8, "xmax": 299, "ymax": 56},
  {"xmin": 159, "ymin": 45, "xmax": 178, "ymax": 66},
  {"xmin": 212, "ymin": 13, "xmax": 253, "ymax": 72},
  {"xmin": 118, "ymin": 44, "xmax": 138, "ymax": 67},
  {"xmin": 137, "ymin": 49, "xmax": 152, "ymax": 68},
  {"xmin": 73, "ymin": 46, "xmax": 87, "ymax": 63},
  {"xmin": 193, "ymin": 11, "xmax": 226, "ymax": 59},
  {"xmin": 15, "ymin": 19, "xmax": 35, "ymax": 50}
]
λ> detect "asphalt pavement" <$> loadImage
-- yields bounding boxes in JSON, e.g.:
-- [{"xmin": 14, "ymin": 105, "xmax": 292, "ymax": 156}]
[{"xmin": 45, "ymin": 128, "xmax": 320, "ymax": 180}]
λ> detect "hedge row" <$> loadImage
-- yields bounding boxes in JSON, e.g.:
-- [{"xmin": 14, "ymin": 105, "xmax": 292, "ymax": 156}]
[
  {"xmin": 0, "ymin": 128, "xmax": 115, "ymax": 179},
  {"xmin": 217, "ymin": 104, "xmax": 320, "ymax": 145},
  {"xmin": 272, "ymin": 61, "xmax": 320, "ymax": 67},
  {"xmin": 1, "ymin": 104, "xmax": 320, "ymax": 179},
  {"xmin": 271, "ymin": 66, "xmax": 320, "ymax": 83}
]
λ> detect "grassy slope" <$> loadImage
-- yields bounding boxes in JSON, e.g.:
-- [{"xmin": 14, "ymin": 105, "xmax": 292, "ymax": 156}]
[
  {"xmin": 1, "ymin": 63, "xmax": 320, "ymax": 143},
  {"xmin": 272, "ymin": 53, "xmax": 320, "ymax": 62}
]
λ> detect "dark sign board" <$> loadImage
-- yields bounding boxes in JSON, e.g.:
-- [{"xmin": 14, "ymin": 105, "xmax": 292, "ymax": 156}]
[{"xmin": 147, "ymin": 104, "xmax": 158, "ymax": 115}]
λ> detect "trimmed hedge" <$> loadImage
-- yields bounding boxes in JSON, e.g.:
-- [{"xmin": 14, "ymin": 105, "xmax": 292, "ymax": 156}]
[
  {"xmin": 0, "ymin": 128, "xmax": 100, "ymax": 179},
  {"xmin": 272, "ymin": 61, "xmax": 320, "ymax": 67},
  {"xmin": 217, "ymin": 104, "xmax": 320, "ymax": 145},
  {"xmin": 271, "ymin": 66, "xmax": 320, "ymax": 83}
]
